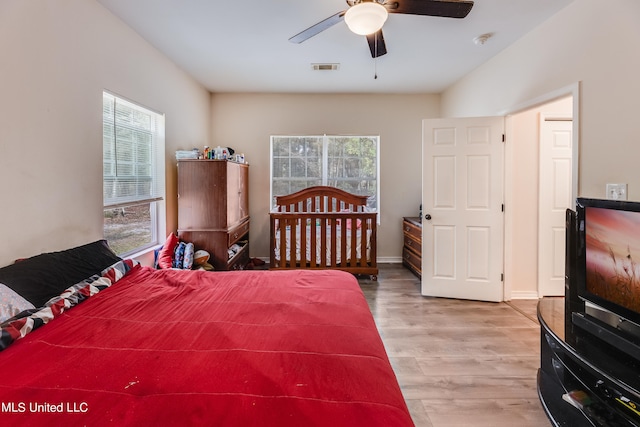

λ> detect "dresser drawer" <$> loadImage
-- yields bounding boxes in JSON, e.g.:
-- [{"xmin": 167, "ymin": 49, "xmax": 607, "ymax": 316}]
[
  {"xmin": 402, "ymin": 247, "xmax": 421, "ymax": 277},
  {"xmin": 403, "ymin": 234, "xmax": 421, "ymax": 257},
  {"xmin": 403, "ymin": 219, "xmax": 422, "ymax": 241},
  {"xmin": 228, "ymin": 219, "xmax": 250, "ymax": 246}
]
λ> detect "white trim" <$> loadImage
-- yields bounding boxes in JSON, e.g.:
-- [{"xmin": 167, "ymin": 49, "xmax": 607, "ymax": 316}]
[
  {"xmin": 503, "ymin": 116, "xmax": 514, "ymax": 302},
  {"xmin": 103, "ymin": 89, "xmax": 165, "ymax": 116},
  {"xmin": 256, "ymin": 256, "xmax": 402, "ymax": 264},
  {"xmin": 498, "ymin": 82, "xmax": 580, "ymax": 116},
  {"xmin": 378, "ymin": 256, "xmax": 402, "ymax": 264},
  {"xmin": 510, "ymin": 291, "xmax": 541, "ymax": 300}
]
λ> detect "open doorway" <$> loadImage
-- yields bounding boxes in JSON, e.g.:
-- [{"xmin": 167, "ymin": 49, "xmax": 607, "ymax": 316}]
[{"xmin": 505, "ymin": 95, "xmax": 576, "ymax": 299}]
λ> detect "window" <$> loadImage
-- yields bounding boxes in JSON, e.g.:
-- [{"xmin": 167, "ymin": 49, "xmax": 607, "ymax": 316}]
[
  {"xmin": 103, "ymin": 92, "xmax": 165, "ymax": 256},
  {"xmin": 270, "ymin": 135, "xmax": 379, "ymax": 213}
]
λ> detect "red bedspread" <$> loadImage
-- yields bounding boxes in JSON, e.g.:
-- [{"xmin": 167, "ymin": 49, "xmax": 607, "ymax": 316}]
[{"xmin": 0, "ymin": 267, "xmax": 413, "ymax": 426}]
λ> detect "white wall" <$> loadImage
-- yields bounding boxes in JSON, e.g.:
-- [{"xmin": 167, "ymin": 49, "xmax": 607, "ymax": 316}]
[
  {"xmin": 0, "ymin": 0, "xmax": 210, "ymax": 267},
  {"xmin": 442, "ymin": 0, "xmax": 640, "ymax": 200},
  {"xmin": 209, "ymin": 93, "xmax": 440, "ymax": 259}
]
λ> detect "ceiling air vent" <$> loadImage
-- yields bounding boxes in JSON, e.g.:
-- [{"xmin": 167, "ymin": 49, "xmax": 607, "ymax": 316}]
[{"xmin": 311, "ymin": 63, "xmax": 340, "ymax": 71}]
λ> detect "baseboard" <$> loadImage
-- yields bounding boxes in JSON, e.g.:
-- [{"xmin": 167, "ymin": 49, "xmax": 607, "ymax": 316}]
[
  {"xmin": 378, "ymin": 257, "xmax": 402, "ymax": 264},
  {"xmin": 510, "ymin": 290, "xmax": 540, "ymax": 299},
  {"xmin": 254, "ymin": 256, "xmax": 404, "ymax": 264}
]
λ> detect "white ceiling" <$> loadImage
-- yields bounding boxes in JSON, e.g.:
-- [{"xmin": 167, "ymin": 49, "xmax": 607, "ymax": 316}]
[{"xmin": 96, "ymin": 0, "xmax": 573, "ymax": 94}]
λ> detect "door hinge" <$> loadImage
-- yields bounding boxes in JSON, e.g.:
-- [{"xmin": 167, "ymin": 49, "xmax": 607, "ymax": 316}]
[
  {"xmin": 501, "ymin": 273, "xmax": 504, "ymax": 282},
  {"xmin": 501, "ymin": 204, "xmax": 505, "ymax": 212},
  {"xmin": 502, "ymin": 133, "xmax": 505, "ymax": 142}
]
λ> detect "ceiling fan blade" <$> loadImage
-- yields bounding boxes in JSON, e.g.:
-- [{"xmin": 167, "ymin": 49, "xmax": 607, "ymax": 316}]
[
  {"xmin": 386, "ymin": 0, "xmax": 474, "ymax": 19},
  {"xmin": 366, "ymin": 30, "xmax": 387, "ymax": 58},
  {"xmin": 289, "ymin": 11, "xmax": 346, "ymax": 44}
]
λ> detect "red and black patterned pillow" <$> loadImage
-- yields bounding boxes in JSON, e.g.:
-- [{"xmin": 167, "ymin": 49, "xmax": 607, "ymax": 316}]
[
  {"xmin": 0, "ymin": 240, "xmax": 121, "ymax": 308},
  {"xmin": 0, "ymin": 258, "xmax": 137, "ymax": 351}
]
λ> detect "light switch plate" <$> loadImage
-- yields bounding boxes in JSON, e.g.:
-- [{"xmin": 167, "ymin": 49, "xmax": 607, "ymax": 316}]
[{"xmin": 606, "ymin": 183, "xmax": 627, "ymax": 200}]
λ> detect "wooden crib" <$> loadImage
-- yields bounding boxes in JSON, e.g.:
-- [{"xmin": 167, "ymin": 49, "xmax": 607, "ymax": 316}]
[{"xmin": 269, "ymin": 186, "xmax": 378, "ymax": 280}]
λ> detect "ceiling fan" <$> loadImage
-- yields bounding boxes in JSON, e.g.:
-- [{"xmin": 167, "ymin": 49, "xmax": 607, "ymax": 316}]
[{"xmin": 289, "ymin": 0, "xmax": 474, "ymax": 58}]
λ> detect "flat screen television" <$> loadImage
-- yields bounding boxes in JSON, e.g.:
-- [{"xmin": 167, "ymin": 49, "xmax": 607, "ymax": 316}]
[{"xmin": 575, "ymin": 197, "xmax": 640, "ymax": 345}]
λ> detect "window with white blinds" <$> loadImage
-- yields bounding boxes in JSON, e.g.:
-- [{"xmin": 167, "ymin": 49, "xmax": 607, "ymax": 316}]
[
  {"xmin": 102, "ymin": 92, "xmax": 165, "ymax": 256},
  {"xmin": 270, "ymin": 135, "xmax": 379, "ymax": 215},
  {"xmin": 103, "ymin": 92, "xmax": 165, "ymax": 209}
]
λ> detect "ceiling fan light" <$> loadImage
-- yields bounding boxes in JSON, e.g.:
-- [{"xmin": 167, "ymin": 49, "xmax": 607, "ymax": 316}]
[{"xmin": 344, "ymin": 2, "xmax": 388, "ymax": 36}]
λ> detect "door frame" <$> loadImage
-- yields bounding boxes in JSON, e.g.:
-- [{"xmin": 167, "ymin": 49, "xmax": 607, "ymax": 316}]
[{"xmin": 501, "ymin": 82, "xmax": 580, "ymax": 300}]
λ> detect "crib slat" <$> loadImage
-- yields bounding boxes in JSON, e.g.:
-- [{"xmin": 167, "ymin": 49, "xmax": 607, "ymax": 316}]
[
  {"xmin": 340, "ymin": 217, "xmax": 347, "ymax": 268},
  {"xmin": 317, "ymin": 217, "xmax": 324, "ymax": 268},
  {"xmin": 370, "ymin": 217, "xmax": 377, "ymax": 270},
  {"xmin": 310, "ymin": 215, "xmax": 317, "ymax": 268},
  {"xmin": 360, "ymin": 217, "xmax": 368, "ymax": 268},
  {"xmin": 300, "ymin": 216, "xmax": 307, "ymax": 268},
  {"xmin": 278, "ymin": 216, "xmax": 287, "ymax": 268},
  {"xmin": 271, "ymin": 214, "xmax": 277, "ymax": 267},
  {"xmin": 330, "ymin": 218, "xmax": 337, "ymax": 267},
  {"xmin": 350, "ymin": 213, "xmax": 358, "ymax": 267},
  {"xmin": 290, "ymin": 216, "xmax": 297, "ymax": 267},
  {"xmin": 311, "ymin": 216, "xmax": 317, "ymax": 267}
]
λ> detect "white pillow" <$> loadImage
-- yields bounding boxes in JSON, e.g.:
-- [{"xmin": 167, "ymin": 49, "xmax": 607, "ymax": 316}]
[{"xmin": 0, "ymin": 283, "xmax": 36, "ymax": 323}]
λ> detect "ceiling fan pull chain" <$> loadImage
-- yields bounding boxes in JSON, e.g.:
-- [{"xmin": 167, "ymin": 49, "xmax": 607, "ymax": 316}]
[{"xmin": 374, "ymin": 33, "xmax": 379, "ymax": 79}]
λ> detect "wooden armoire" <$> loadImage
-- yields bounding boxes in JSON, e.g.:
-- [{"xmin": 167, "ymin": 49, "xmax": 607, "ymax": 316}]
[{"xmin": 177, "ymin": 159, "xmax": 249, "ymax": 270}]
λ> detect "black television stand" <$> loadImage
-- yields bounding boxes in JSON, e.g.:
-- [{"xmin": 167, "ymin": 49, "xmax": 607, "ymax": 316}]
[
  {"xmin": 538, "ymin": 298, "xmax": 640, "ymax": 427},
  {"xmin": 572, "ymin": 312, "xmax": 640, "ymax": 363}
]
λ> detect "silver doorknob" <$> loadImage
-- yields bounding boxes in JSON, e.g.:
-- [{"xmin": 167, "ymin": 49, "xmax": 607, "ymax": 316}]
[{"xmin": 424, "ymin": 214, "xmax": 432, "ymax": 220}]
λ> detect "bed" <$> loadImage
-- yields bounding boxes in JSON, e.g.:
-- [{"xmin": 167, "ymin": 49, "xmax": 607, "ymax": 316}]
[
  {"xmin": 0, "ymin": 240, "xmax": 412, "ymax": 426},
  {"xmin": 270, "ymin": 186, "xmax": 378, "ymax": 280}
]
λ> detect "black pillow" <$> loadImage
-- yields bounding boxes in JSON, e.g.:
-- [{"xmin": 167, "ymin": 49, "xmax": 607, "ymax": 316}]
[{"xmin": 0, "ymin": 240, "xmax": 122, "ymax": 308}]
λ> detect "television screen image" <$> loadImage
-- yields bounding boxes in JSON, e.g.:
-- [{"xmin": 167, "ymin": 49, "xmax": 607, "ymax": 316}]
[{"xmin": 585, "ymin": 206, "xmax": 640, "ymax": 314}]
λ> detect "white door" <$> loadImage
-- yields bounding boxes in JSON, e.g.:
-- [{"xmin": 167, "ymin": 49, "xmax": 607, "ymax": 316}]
[
  {"xmin": 421, "ymin": 117, "xmax": 505, "ymax": 302},
  {"xmin": 538, "ymin": 116, "xmax": 573, "ymax": 296}
]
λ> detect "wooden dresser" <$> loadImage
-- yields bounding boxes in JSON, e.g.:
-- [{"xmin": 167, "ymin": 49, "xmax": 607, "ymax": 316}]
[
  {"xmin": 402, "ymin": 217, "xmax": 422, "ymax": 278},
  {"xmin": 177, "ymin": 159, "xmax": 250, "ymax": 270}
]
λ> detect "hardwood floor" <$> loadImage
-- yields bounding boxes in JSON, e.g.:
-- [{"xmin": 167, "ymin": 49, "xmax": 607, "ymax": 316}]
[{"xmin": 358, "ymin": 264, "xmax": 550, "ymax": 427}]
